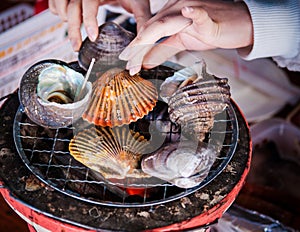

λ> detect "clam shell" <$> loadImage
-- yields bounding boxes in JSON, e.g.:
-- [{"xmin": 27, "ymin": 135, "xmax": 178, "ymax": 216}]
[
  {"xmin": 78, "ymin": 22, "xmax": 135, "ymax": 71},
  {"xmin": 82, "ymin": 68, "xmax": 158, "ymax": 127},
  {"xmin": 160, "ymin": 66, "xmax": 197, "ymax": 103},
  {"xmin": 141, "ymin": 140, "xmax": 217, "ymax": 188},
  {"xmin": 19, "ymin": 59, "xmax": 92, "ymax": 128},
  {"xmin": 69, "ymin": 126, "xmax": 151, "ymax": 180},
  {"xmin": 166, "ymin": 65, "xmax": 231, "ymax": 141},
  {"xmin": 168, "ymin": 76, "xmax": 231, "ymax": 125}
]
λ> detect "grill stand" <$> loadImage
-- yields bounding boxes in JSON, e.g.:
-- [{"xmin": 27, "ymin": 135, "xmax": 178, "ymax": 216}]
[{"xmin": 0, "ymin": 92, "xmax": 251, "ymax": 231}]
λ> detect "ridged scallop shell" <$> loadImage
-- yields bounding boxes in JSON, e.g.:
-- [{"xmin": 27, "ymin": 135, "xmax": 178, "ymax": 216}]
[
  {"xmin": 69, "ymin": 126, "xmax": 151, "ymax": 180},
  {"xmin": 78, "ymin": 22, "xmax": 135, "ymax": 71},
  {"xmin": 165, "ymin": 65, "xmax": 231, "ymax": 141},
  {"xmin": 141, "ymin": 140, "xmax": 217, "ymax": 188},
  {"xmin": 82, "ymin": 68, "xmax": 158, "ymax": 127},
  {"xmin": 19, "ymin": 59, "xmax": 92, "ymax": 128}
]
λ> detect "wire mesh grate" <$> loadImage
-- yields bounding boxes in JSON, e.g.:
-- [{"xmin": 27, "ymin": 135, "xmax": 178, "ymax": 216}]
[{"xmin": 13, "ymin": 64, "xmax": 239, "ymax": 207}]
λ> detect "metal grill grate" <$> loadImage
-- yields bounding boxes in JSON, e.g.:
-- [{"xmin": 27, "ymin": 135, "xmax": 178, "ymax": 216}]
[{"xmin": 13, "ymin": 65, "xmax": 239, "ymax": 207}]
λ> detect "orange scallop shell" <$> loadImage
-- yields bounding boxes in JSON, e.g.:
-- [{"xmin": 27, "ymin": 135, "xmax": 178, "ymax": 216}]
[
  {"xmin": 82, "ymin": 68, "xmax": 158, "ymax": 127},
  {"xmin": 69, "ymin": 126, "xmax": 150, "ymax": 180}
]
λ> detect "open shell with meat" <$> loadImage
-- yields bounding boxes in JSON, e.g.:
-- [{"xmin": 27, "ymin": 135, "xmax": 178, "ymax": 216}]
[{"xmin": 141, "ymin": 140, "xmax": 218, "ymax": 188}]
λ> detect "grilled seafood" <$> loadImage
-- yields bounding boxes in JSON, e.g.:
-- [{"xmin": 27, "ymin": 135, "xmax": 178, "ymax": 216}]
[
  {"xmin": 78, "ymin": 22, "xmax": 135, "ymax": 71},
  {"xmin": 161, "ymin": 64, "xmax": 231, "ymax": 141},
  {"xmin": 19, "ymin": 59, "xmax": 92, "ymax": 128},
  {"xmin": 141, "ymin": 140, "xmax": 218, "ymax": 188},
  {"xmin": 69, "ymin": 126, "xmax": 151, "ymax": 181},
  {"xmin": 82, "ymin": 68, "xmax": 158, "ymax": 127}
]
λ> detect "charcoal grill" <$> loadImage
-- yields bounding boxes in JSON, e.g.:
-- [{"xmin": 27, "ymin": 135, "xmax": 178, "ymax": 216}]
[
  {"xmin": 0, "ymin": 64, "xmax": 251, "ymax": 231},
  {"xmin": 13, "ymin": 64, "xmax": 238, "ymax": 207}
]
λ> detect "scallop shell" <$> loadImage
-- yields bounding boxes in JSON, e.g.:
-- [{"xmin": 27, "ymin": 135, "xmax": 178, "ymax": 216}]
[
  {"xmin": 141, "ymin": 140, "xmax": 217, "ymax": 188},
  {"xmin": 82, "ymin": 68, "xmax": 158, "ymax": 127},
  {"xmin": 69, "ymin": 126, "xmax": 151, "ymax": 181},
  {"xmin": 19, "ymin": 59, "xmax": 92, "ymax": 128},
  {"xmin": 78, "ymin": 22, "xmax": 135, "ymax": 71}
]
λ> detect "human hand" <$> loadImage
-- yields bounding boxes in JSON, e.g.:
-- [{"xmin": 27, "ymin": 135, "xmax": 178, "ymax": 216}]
[
  {"xmin": 119, "ymin": 0, "xmax": 253, "ymax": 75},
  {"xmin": 48, "ymin": 0, "xmax": 151, "ymax": 51}
]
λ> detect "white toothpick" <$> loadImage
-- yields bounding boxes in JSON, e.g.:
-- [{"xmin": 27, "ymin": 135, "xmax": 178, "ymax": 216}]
[{"xmin": 77, "ymin": 58, "xmax": 95, "ymax": 100}]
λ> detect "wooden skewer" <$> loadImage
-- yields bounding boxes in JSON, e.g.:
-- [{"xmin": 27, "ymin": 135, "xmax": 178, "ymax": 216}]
[{"xmin": 76, "ymin": 58, "xmax": 95, "ymax": 101}]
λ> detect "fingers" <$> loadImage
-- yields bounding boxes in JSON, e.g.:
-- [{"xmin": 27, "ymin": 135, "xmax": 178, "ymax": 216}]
[
  {"xmin": 119, "ymin": 14, "xmax": 192, "ymax": 75},
  {"xmin": 181, "ymin": 6, "xmax": 220, "ymax": 46},
  {"xmin": 67, "ymin": 0, "xmax": 83, "ymax": 51},
  {"xmin": 121, "ymin": 15, "xmax": 191, "ymax": 59},
  {"xmin": 143, "ymin": 35, "xmax": 186, "ymax": 69},
  {"xmin": 49, "ymin": 0, "xmax": 69, "ymax": 21},
  {"xmin": 48, "ymin": 0, "xmax": 57, "ymax": 14},
  {"xmin": 181, "ymin": 6, "xmax": 209, "ymax": 24},
  {"xmin": 125, "ymin": 44, "xmax": 154, "ymax": 75},
  {"xmin": 82, "ymin": 0, "xmax": 100, "ymax": 42},
  {"xmin": 130, "ymin": 0, "xmax": 151, "ymax": 32}
]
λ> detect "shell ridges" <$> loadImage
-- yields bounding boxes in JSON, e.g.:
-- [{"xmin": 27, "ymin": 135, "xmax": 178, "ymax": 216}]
[
  {"xmin": 82, "ymin": 68, "xmax": 158, "ymax": 127},
  {"xmin": 69, "ymin": 126, "xmax": 151, "ymax": 180}
]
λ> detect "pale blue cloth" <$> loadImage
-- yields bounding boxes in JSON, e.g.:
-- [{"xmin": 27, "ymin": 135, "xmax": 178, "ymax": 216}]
[{"xmin": 239, "ymin": 0, "xmax": 300, "ymax": 71}]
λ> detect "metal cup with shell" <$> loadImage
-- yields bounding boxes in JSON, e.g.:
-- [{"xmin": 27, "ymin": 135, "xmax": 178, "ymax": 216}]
[{"xmin": 19, "ymin": 59, "xmax": 92, "ymax": 129}]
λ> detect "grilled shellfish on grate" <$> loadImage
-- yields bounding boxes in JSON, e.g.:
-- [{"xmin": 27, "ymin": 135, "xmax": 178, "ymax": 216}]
[
  {"xmin": 19, "ymin": 59, "xmax": 92, "ymax": 129},
  {"xmin": 69, "ymin": 126, "xmax": 151, "ymax": 180},
  {"xmin": 141, "ymin": 140, "xmax": 218, "ymax": 188},
  {"xmin": 78, "ymin": 21, "xmax": 135, "ymax": 71},
  {"xmin": 162, "ymin": 64, "xmax": 231, "ymax": 141},
  {"xmin": 82, "ymin": 68, "xmax": 158, "ymax": 127}
]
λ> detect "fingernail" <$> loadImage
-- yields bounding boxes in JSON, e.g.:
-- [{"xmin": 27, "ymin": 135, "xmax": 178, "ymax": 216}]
[
  {"xmin": 129, "ymin": 66, "xmax": 141, "ymax": 76},
  {"xmin": 126, "ymin": 61, "xmax": 130, "ymax": 70},
  {"xmin": 86, "ymin": 26, "xmax": 98, "ymax": 41},
  {"xmin": 183, "ymin": 6, "xmax": 194, "ymax": 13}
]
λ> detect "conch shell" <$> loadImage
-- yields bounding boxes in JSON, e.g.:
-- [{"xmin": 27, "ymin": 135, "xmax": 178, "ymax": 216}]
[
  {"xmin": 19, "ymin": 59, "xmax": 92, "ymax": 128},
  {"xmin": 82, "ymin": 68, "xmax": 158, "ymax": 127}
]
